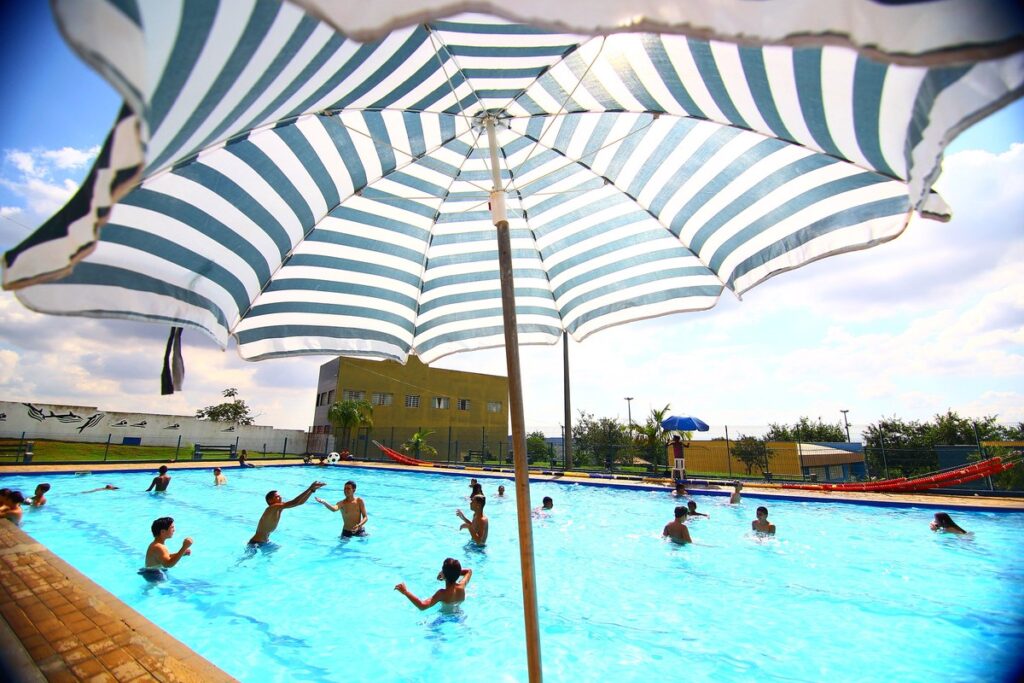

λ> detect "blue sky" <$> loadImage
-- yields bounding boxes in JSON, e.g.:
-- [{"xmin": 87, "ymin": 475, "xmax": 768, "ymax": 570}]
[{"xmin": 1, "ymin": 5, "xmax": 1021, "ymax": 436}]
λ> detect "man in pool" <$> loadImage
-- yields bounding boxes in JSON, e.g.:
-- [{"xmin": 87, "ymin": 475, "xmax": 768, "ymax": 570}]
[
  {"xmin": 497, "ymin": 485, "xmax": 506, "ymax": 497},
  {"xmin": 394, "ymin": 557, "xmax": 472, "ymax": 612},
  {"xmin": 146, "ymin": 465, "xmax": 171, "ymax": 492},
  {"xmin": 930, "ymin": 512, "xmax": 968, "ymax": 535},
  {"xmin": 248, "ymin": 481, "xmax": 326, "ymax": 544},
  {"xmin": 82, "ymin": 484, "xmax": 119, "ymax": 493},
  {"xmin": 0, "ymin": 489, "xmax": 26, "ymax": 525},
  {"xmin": 686, "ymin": 500, "xmax": 707, "ymax": 518},
  {"xmin": 315, "ymin": 480, "xmax": 368, "ymax": 537},
  {"xmin": 30, "ymin": 483, "xmax": 50, "ymax": 507},
  {"xmin": 729, "ymin": 481, "xmax": 743, "ymax": 504},
  {"xmin": 143, "ymin": 516, "xmax": 192, "ymax": 580},
  {"xmin": 752, "ymin": 506, "xmax": 776, "ymax": 535},
  {"xmin": 213, "ymin": 468, "xmax": 227, "ymax": 486},
  {"xmin": 663, "ymin": 506, "xmax": 692, "ymax": 544},
  {"xmin": 456, "ymin": 494, "xmax": 488, "ymax": 545}
]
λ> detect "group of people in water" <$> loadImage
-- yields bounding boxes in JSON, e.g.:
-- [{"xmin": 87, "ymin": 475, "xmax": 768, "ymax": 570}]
[{"xmin": 0, "ymin": 463, "xmax": 973, "ymax": 611}]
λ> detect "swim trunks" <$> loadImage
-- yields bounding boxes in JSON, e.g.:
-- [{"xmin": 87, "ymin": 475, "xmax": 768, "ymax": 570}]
[
  {"xmin": 138, "ymin": 567, "xmax": 167, "ymax": 582},
  {"xmin": 342, "ymin": 528, "xmax": 367, "ymax": 538}
]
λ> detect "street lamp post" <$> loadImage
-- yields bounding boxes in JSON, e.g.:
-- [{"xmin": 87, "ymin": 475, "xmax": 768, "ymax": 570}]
[
  {"xmin": 840, "ymin": 409, "xmax": 851, "ymax": 443},
  {"xmin": 624, "ymin": 397, "xmax": 634, "ymax": 436}
]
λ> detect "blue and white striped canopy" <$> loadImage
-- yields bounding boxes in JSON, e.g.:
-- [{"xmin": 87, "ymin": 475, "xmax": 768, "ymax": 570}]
[{"xmin": 5, "ymin": 0, "xmax": 1023, "ymax": 363}]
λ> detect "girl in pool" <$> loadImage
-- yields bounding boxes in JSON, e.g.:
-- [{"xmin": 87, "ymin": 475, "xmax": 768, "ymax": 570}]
[
  {"xmin": 395, "ymin": 558, "xmax": 472, "ymax": 612},
  {"xmin": 930, "ymin": 512, "xmax": 968, "ymax": 535}
]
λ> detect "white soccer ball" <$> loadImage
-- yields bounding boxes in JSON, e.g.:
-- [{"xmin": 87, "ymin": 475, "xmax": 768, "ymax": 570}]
[{"xmin": 327, "ymin": 452, "xmax": 340, "ymax": 463}]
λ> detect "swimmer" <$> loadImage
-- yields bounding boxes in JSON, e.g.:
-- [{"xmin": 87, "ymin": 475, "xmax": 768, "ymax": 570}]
[
  {"xmin": 0, "ymin": 490, "xmax": 25, "ymax": 525},
  {"xmin": 30, "ymin": 483, "xmax": 50, "ymax": 507},
  {"xmin": 315, "ymin": 480, "xmax": 368, "ymax": 537},
  {"xmin": 542, "ymin": 496, "xmax": 553, "ymax": 510},
  {"xmin": 395, "ymin": 558, "xmax": 472, "ymax": 612},
  {"xmin": 145, "ymin": 465, "xmax": 171, "ymax": 492},
  {"xmin": 752, "ymin": 506, "xmax": 775, "ymax": 535},
  {"xmin": 930, "ymin": 512, "xmax": 968, "ymax": 535},
  {"xmin": 143, "ymin": 517, "xmax": 192, "ymax": 577},
  {"xmin": 456, "ymin": 494, "xmax": 488, "ymax": 545},
  {"xmin": 497, "ymin": 485, "xmax": 506, "ymax": 497},
  {"xmin": 673, "ymin": 482, "xmax": 689, "ymax": 497},
  {"xmin": 213, "ymin": 468, "xmax": 227, "ymax": 486},
  {"xmin": 729, "ymin": 481, "xmax": 743, "ymax": 504},
  {"xmin": 686, "ymin": 500, "xmax": 707, "ymax": 518},
  {"xmin": 470, "ymin": 482, "xmax": 483, "ymax": 498},
  {"xmin": 249, "ymin": 481, "xmax": 325, "ymax": 544},
  {"xmin": 81, "ymin": 485, "xmax": 119, "ymax": 493},
  {"xmin": 663, "ymin": 506, "xmax": 692, "ymax": 545}
]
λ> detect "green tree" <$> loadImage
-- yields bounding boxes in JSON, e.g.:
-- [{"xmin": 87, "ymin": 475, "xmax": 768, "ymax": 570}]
[
  {"xmin": 195, "ymin": 388, "xmax": 257, "ymax": 425},
  {"xmin": 327, "ymin": 399, "xmax": 374, "ymax": 451},
  {"xmin": 526, "ymin": 431, "xmax": 550, "ymax": 463},
  {"xmin": 635, "ymin": 404, "xmax": 675, "ymax": 471},
  {"xmin": 402, "ymin": 429, "xmax": 437, "ymax": 459},
  {"xmin": 572, "ymin": 411, "xmax": 628, "ymax": 468},
  {"xmin": 766, "ymin": 416, "xmax": 845, "ymax": 442},
  {"xmin": 731, "ymin": 435, "xmax": 774, "ymax": 476}
]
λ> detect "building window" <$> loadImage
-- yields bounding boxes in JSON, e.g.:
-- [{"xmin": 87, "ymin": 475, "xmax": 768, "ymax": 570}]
[
  {"xmin": 405, "ymin": 395, "xmax": 420, "ymax": 408},
  {"xmin": 433, "ymin": 396, "xmax": 450, "ymax": 410},
  {"xmin": 372, "ymin": 392, "xmax": 393, "ymax": 406},
  {"xmin": 457, "ymin": 398, "xmax": 470, "ymax": 411},
  {"xmin": 487, "ymin": 401, "xmax": 502, "ymax": 413},
  {"xmin": 327, "ymin": 389, "xmax": 335, "ymax": 404},
  {"xmin": 342, "ymin": 390, "xmax": 363, "ymax": 402}
]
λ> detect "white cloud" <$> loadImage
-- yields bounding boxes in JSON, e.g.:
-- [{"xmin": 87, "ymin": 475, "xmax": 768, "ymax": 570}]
[
  {"xmin": 0, "ymin": 206, "xmax": 22, "ymax": 217},
  {"xmin": 42, "ymin": 146, "xmax": 100, "ymax": 170}
]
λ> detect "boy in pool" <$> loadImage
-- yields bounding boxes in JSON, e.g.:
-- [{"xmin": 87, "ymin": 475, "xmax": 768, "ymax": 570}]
[
  {"xmin": 673, "ymin": 482, "xmax": 689, "ymax": 497},
  {"xmin": 30, "ymin": 483, "xmax": 50, "ymax": 507},
  {"xmin": 146, "ymin": 465, "xmax": 171, "ymax": 492},
  {"xmin": 213, "ymin": 468, "xmax": 227, "ymax": 486},
  {"xmin": 729, "ymin": 481, "xmax": 743, "ymax": 504},
  {"xmin": 497, "ymin": 485, "xmax": 506, "ymax": 497},
  {"xmin": 315, "ymin": 480, "xmax": 368, "ymax": 537},
  {"xmin": 0, "ymin": 490, "xmax": 26, "ymax": 525},
  {"xmin": 752, "ymin": 506, "xmax": 776, "ymax": 535},
  {"xmin": 143, "ymin": 516, "xmax": 192, "ymax": 579},
  {"xmin": 686, "ymin": 500, "xmax": 707, "ymax": 518},
  {"xmin": 456, "ymin": 494, "xmax": 488, "ymax": 545},
  {"xmin": 249, "ymin": 481, "xmax": 325, "ymax": 544},
  {"xmin": 930, "ymin": 512, "xmax": 968, "ymax": 535},
  {"xmin": 395, "ymin": 558, "xmax": 473, "ymax": 612},
  {"xmin": 663, "ymin": 506, "xmax": 692, "ymax": 545}
]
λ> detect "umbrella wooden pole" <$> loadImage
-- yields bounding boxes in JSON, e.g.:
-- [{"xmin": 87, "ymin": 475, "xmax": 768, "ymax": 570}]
[{"xmin": 487, "ymin": 117, "xmax": 543, "ymax": 683}]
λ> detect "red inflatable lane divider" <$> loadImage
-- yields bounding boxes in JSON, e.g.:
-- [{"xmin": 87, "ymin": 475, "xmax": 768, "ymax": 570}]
[{"xmin": 373, "ymin": 440, "xmax": 431, "ymax": 466}]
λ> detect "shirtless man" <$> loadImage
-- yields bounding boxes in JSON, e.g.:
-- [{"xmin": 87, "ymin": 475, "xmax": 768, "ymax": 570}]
[
  {"xmin": 663, "ymin": 506, "xmax": 692, "ymax": 545},
  {"xmin": 248, "ymin": 481, "xmax": 325, "ymax": 544},
  {"xmin": 315, "ymin": 480, "xmax": 368, "ymax": 537},
  {"xmin": 144, "ymin": 517, "xmax": 192, "ymax": 576},
  {"xmin": 0, "ymin": 490, "xmax": 25, "ymax": 526},
  {"xmin": 213, "ymin": 468, "xmax": 227, "ymax": 486},
  {"xmin": 456, "ymin": 494, "xmax": 489, "ymax": 545},
  {"xmin": 752, "ymin": 506, "xmax": 775, "ymax": 535},
  {"xmin": 30, "ymin": 483, "xmax": 50, "ymax": 507},
  {"xmin": 146, "ymin": 465, "xmax": 171, "ymax": 492},
  {"xmin": 729, "ymin": 481, "xmax": 743, "ymax": 504},
  {"xmin": 395, "ymin": 558, "xmax": 472, "ymax": 612},
  {"xmin": 497, "ymin": 485, "xmax": 506, "ymax": 497}
]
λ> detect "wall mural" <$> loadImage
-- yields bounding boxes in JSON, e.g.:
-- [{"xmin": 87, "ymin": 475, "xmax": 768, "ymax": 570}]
[{"xmin": 23, "ymin": 403, "xmax": 104, "ymax": 433}]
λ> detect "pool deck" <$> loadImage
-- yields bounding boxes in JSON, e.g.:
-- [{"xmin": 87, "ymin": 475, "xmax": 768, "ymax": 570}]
[{"xmin": 1, "ymin": 459, "xmax": 1021, "ymax": 681}]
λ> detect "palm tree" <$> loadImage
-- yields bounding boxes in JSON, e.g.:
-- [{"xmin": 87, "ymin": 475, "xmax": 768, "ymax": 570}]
[
  {"xmin": 637, "ymin": 404, "xmax": 672, "ymax": 470},
  {"xmin": 402, "ymin": 429, "xmax": 438, "ymax": 459},
  {"xmin": 327, "ymin": 399, "xmax": 374, "ymax": 452}
]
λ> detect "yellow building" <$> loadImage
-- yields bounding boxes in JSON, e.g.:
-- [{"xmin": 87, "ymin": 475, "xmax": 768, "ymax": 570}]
[{"xmin": 310, "ymin": 356, "xmax": 509, "ymax": 460}]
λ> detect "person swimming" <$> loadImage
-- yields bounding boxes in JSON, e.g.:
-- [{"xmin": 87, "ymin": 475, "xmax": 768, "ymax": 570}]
[
  {"xmin": 752, "ymin": 506, "xmax": 776, "ymax": 535},
  {"xmin": 686, "ymin": 500, "xmax": 707, "ymax": 518},
  {"xmin": 141, "ymin": 517, "xmax": 192, "ymax": 582},
  {"xmin": 395, "ymin": 558, "xmax": 472, "ymax": 612},
  {"xmin": 729, "ymin": 481, "xmax": 743, "ymax": 504},
  {"xmin": 930, "ymin": 512, "xmax": 968, "ymax": 535}
]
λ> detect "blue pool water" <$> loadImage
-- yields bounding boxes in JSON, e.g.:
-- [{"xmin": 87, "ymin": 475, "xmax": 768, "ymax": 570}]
[{"xmin": 3, "ymin": 466, "xmax": 1023, "ymax": 682}]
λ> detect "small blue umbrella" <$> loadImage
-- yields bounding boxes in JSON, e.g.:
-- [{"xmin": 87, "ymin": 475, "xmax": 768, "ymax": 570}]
[{"xmin": 662, "ymin": 415, "xmax": 710, "ymax": 432}]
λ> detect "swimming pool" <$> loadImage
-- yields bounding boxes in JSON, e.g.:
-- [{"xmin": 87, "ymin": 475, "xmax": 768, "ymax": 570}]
[{"xmin": 3, "ymin": 466, "xmax": 1022, "ymax": 682}]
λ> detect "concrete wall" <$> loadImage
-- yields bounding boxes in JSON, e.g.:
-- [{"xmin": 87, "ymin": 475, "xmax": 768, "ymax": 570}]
[{"xmin": 0, "ymin": 400, "xmax": 307, "ymax": 455}]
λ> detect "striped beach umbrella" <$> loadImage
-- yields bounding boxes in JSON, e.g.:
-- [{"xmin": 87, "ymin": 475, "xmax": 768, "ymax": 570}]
[{"xmin": 4, "ymin": 1, "xmax": 1022, "ymax": 679}]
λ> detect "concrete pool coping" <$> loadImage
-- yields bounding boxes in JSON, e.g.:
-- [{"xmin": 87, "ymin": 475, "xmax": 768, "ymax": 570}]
[{"xmin": 1, "ymin": 458, "xmax": 1022, "ymax": 680}]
